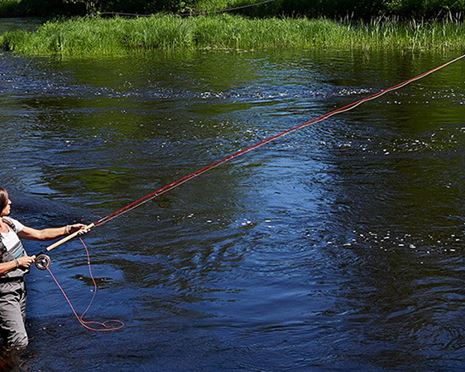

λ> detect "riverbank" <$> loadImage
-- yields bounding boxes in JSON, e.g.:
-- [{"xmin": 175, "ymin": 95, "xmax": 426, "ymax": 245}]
[{"xmin": 1, "ymin": 15, "xmax": 465, "ymax": 56}]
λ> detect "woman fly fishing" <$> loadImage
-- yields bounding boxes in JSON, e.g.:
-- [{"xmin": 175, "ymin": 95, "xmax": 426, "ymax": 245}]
[{"xmin": 0, "ymin": 187, "xmax": 85, "ymax": 350}]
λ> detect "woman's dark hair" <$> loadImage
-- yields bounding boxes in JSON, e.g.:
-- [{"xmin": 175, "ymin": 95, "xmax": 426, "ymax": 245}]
[{"xmin": 0, "ymin": 188, "xmax": 8, "ymax": 212}]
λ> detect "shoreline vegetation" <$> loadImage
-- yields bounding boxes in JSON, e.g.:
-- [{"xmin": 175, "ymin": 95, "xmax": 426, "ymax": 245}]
[{"xmin": 1, "ymin": 15, "xmax": 465, "ymax": 56}]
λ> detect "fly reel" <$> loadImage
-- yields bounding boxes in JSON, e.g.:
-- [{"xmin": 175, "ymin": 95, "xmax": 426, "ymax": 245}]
[{"xmin": 35, "ymin": 254, "xmax": 51, "ymax": 270}]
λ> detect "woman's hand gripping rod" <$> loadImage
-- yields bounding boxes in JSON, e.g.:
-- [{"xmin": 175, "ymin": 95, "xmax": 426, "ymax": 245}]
[{"xmin": 35, "ymin": 224, "xmax": 94, "ymax": 270}]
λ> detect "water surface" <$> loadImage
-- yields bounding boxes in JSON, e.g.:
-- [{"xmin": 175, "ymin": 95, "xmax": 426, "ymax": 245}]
[{"xmin": 1, "ymin": 20, "xmax": 465, "ymax": 371}]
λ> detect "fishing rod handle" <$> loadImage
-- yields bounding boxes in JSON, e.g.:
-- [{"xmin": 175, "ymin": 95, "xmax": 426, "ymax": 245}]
[{"xmin": 45, "ymin": 223, "xmax": 95, "ymax": 252}]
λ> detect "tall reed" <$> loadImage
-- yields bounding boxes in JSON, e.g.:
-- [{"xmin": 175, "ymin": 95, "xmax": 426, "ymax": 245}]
[{"xmin": 2, "ymin": 15, "xmax": 465, "ymax": 56}]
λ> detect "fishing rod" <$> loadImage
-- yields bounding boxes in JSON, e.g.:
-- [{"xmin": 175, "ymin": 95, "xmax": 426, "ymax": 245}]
[{"xmin": 34, "ymin": 53, "xmax": 465, "ymax": 270}]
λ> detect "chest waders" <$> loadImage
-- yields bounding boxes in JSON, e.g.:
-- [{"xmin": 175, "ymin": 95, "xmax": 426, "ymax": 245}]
[
  {"xmin": 0, "ymin": 218, "xmax": 27, "ymax": 279},
  {"xmin": 0, "ymin": 218, "xmax": 29, "ymax": 349}
]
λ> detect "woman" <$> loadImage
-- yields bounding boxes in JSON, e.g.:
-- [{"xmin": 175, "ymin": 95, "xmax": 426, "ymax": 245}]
[{"xmin": 0, "ymin": 187, "xmax": 85, "ymax": 350}]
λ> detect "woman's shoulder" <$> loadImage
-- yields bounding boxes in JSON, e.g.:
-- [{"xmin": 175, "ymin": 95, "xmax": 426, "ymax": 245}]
[{"xmin": 2, "ymin": 217, "xmax": 25, "ymax": 232}]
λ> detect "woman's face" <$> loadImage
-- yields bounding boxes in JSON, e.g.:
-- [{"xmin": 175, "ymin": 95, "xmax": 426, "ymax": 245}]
[{"xmin": 1, "ymin": 193, "xmax": 11, "ymax": 217}]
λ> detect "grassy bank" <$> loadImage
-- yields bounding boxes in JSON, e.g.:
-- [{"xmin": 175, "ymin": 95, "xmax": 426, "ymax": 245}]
[{"xmin": 2, "ymin": 15, "xmax": 465, "ymax": 56}]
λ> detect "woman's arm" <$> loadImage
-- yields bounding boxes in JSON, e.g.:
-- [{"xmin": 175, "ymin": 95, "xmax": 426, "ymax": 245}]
[
  {"xmin": 18, "ymin": 224, "xmax": 86, "ymax": 241},
  {"xmin": 0, "ymin": 255, "xmax": 36, "ymax": 276}
]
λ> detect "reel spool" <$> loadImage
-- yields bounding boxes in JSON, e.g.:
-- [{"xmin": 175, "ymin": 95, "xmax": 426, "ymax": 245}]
[{"xmin": 35, "ymin": 254, "xmax": 51, "ymax": 270}]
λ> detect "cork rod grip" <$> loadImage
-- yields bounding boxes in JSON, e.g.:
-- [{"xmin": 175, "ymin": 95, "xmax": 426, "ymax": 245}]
[{"xmin": 45, "ymin": 223, "xmax": 95, "ymax": 252}]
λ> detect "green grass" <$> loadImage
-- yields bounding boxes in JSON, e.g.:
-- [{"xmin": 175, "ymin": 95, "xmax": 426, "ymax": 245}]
[{"xmin": 2, "ymin": 15, "xmax": 465, "ymax": 56}]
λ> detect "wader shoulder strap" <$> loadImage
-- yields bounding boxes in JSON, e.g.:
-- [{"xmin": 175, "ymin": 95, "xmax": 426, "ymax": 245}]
[
  {"xmin": 0, "ymin": 219, "xmax": 8, "ymax": 253},
  {"xmin": 0, "ymin": 218, "xmax": 18, "ymax": 254},
  {"xmin": 0, "ymin": 218, "xmax": 26, "ymax": 277},
  {"xmin": 1, "ymin": 218, "xmax": 18, "ymax": 233}
]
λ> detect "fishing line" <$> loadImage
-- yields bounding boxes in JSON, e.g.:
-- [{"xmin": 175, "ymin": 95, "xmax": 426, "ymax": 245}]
[
  {"xmin": 44, "ymin": 238, "xmax": 124, "ymax": 332},
  {"xmin": 92, "ymin": 53, "xmax": 465, "ymax": 228}
]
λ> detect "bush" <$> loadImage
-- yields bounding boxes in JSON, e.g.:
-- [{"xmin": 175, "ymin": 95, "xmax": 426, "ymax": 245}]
[
  {"xmin": 2, "ymin": 0, "xmax": 465, "ymax": 19},
  {"xmin": 385, "ymin": 0, "xmax": 465, "ymax": 18},
  {"xmin": 98, "ymin": 0, "xmax": 197, "ymax": 14}
]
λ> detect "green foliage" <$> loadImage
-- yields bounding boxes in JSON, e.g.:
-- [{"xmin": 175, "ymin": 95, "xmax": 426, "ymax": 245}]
[
  {"xmin": 1, "ymin": 0, "xmax": 465, "ymax": 18},
  {"xmin": 195, "ymin": 0, "xmax": 244, "ymax": 13},
  {"xmin": 385, "ymin": 0, "xmax": 465, "ymax": 18},
  {"xmin": 143, "ymin": 0, "xmax": 197, "ymax": 13},
  {"xmin": 248, "ymin": 0, "xmax": 387, "ymax": 19},
  {"xmin": 195, "ymin": 0, "xmax": 465, "ymax": 19},
  {"xmin": 0, "ymin": 0, "xmax": 21, "ymax": 16},
  {"xmin": 63, "ymin": 0, "xmax": 99, "ymax": 14},
  {"xmin": 0, "ymin": 0, "xmax": 84, "ymax": 17},
  {"xmin": 3, "ymin": 15, "xmax": 465, "ymax": 56},
  {"xmin": 83, "ymin": 0, "xmax": 197, "ymax": 14}
]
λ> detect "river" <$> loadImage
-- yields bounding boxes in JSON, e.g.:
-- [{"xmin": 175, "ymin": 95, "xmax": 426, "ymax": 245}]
[{"xmin": 1, "ymin": 19, "xmax": 465, "ymax": 371}]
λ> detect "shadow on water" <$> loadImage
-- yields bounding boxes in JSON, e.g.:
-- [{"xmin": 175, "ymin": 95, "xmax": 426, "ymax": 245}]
[{"xmin": 1, "ymin": 20, "xmax": 465, "ymax": 369}]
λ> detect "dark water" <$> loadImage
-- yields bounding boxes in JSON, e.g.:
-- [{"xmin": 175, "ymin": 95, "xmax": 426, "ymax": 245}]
[{"xmin": 1, "ymin": 21, "xmax": 465, "ymax": 371}]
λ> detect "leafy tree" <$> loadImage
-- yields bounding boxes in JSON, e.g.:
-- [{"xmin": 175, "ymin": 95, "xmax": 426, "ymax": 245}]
[
  {"xmin": 100, "ymin": 0, "xmax": 197, "ymax": 14},
  {"xmin": 63, "ymin": 0, "xmax": 100, "ymax": 14},
  {"xmin": 239, "ymin": 0, "xmax": 387, "ymax": 19},
  {"xmin": 12, "ymin": 0, "xmax": 84, "ymax": 16},
  {"xmin": 385, "ymin": 0, "xmax": 465, "ymax": 18},
  {"xmin": 3, "ymin": 0, "xmax": 465, "ymax": 18}
]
